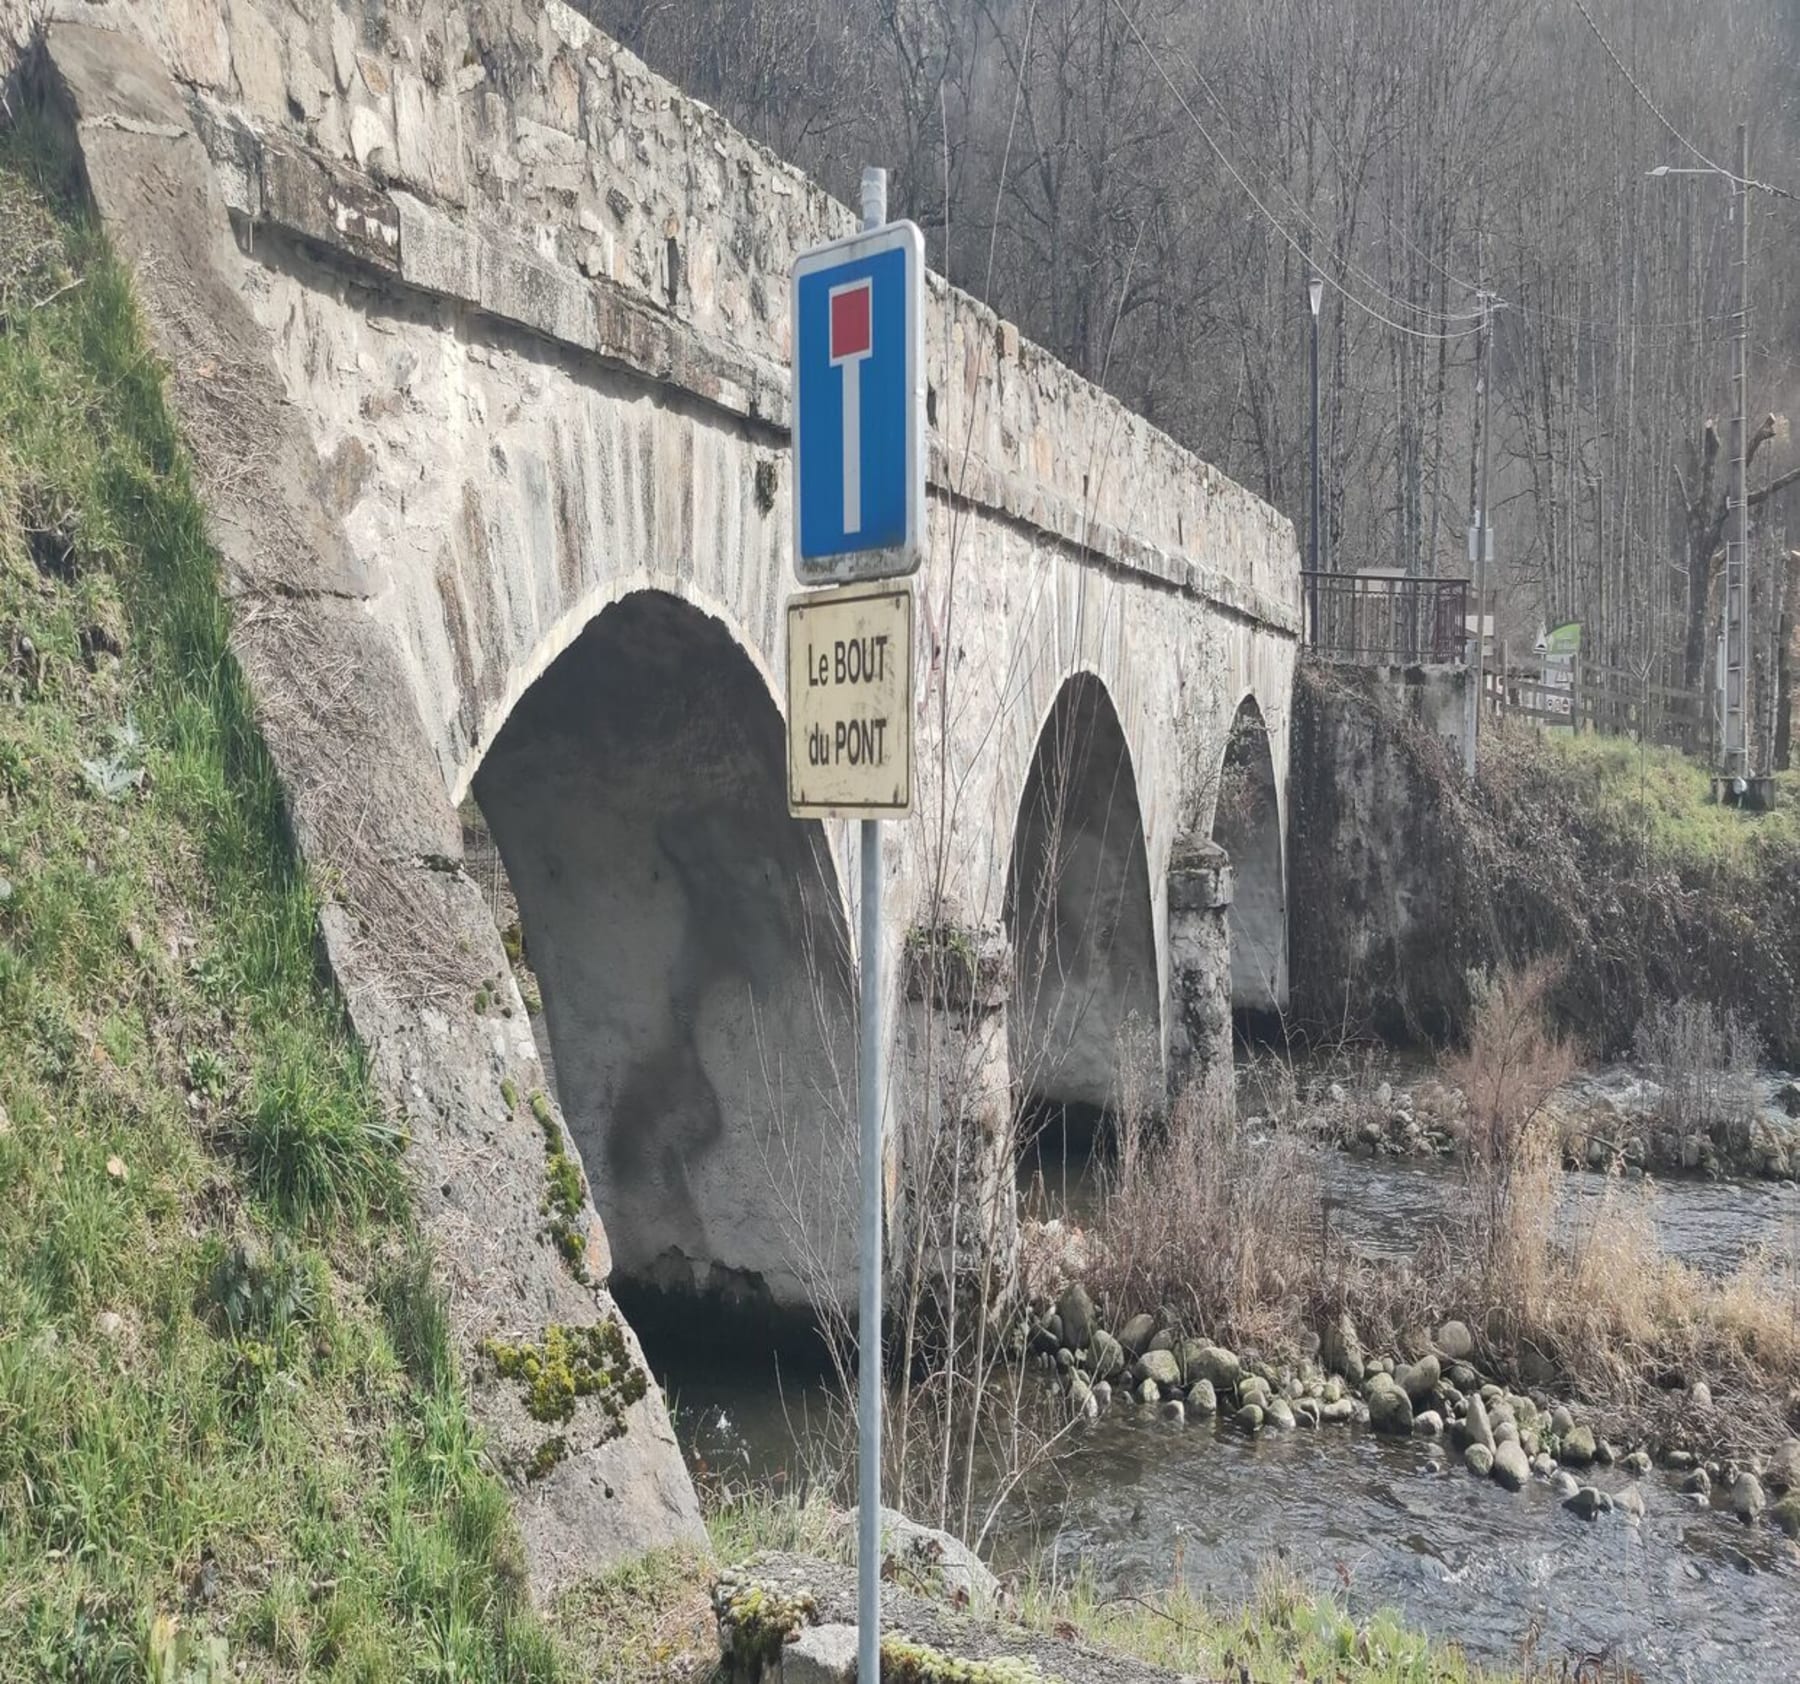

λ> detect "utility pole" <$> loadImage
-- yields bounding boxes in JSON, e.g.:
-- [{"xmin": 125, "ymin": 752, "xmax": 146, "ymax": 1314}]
[
  {"xmin": 1467, "ymin": 288, "xmax": 1495, "ymax": 770},
  {"xmin": 1724, "ymin": 120, "xmax": 1752, "ymax": 787},
  {"xmin": 1307, "ymin": 272, "xmax": 1323, "ymax": 644}
]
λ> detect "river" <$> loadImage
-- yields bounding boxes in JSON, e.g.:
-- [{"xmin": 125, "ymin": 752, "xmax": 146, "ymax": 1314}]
[{"xmin": 642, "ymin": 1132, "xmax": 1800, "ymax": 1680}]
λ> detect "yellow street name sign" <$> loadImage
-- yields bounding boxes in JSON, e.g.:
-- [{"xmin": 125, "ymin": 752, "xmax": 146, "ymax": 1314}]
[{"xmin": 786, "ymin": 580, "xmax": 913, "ymax": 818}]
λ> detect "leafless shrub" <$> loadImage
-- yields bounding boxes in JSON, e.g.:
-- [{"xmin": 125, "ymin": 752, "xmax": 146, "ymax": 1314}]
[
  {"xmin": 1443, "ymin": 965, "xmax": 1578, "ymax": 1324},
  {"xmin": 1091, "ymin": 1051, "xmax": 1323, "ymax": 1353},
  {"xmin": 1632, "ymin": 996, "xmax": 1762, "ymax": 1153}
]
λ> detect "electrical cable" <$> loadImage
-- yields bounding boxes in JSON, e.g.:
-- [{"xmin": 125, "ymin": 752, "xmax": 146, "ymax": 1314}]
[
  {"xmin": 1104, "ymin": 0, "xmax": 1485, "ymax": 343},
  {"xmin": 1566, "ymin": 0, "xmax": 1796, "ymax": 200}
]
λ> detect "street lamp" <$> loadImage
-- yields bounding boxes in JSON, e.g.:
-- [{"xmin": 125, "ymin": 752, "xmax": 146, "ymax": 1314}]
[
  {"xmin": 1307, "ymin": 274, "xmax": 1323, "ymax": 644},
  {"xmin": 1647, "ymin": 129, "xmax": 1754, "ymax": 791}
]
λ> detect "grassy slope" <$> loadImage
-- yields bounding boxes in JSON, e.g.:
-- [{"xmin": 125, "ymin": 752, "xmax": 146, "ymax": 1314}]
[{"xmin": 0, "ymin": 134, "xmax": 556, "ymax": 1680}]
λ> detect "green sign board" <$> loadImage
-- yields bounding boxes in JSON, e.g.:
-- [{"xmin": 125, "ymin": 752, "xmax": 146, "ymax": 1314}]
[{"xmin": 1544, "ymin": 622, "xmax": 1582, "ymax": 659}]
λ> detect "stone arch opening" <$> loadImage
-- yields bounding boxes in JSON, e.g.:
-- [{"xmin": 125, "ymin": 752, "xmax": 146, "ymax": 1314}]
[
  {"xmin": 1213, "ymin": 696, "xmax": 1286, "ymax": 1019},
  {"xmin": 470, "ymin": 591, "xmax": 856, "ymax": 1323},
  {"xmin": 1006, "ymin": 673, "xmax": 1161, "ymax": 1167}
]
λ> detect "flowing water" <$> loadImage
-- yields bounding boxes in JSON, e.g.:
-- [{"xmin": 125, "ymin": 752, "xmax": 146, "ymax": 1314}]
[{"xmin": 647, "ymin": 1128, "xmax": 1800, "ymax": 1680}]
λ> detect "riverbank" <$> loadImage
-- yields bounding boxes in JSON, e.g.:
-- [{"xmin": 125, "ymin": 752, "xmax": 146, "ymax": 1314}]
[
  {"xmin": 1289, "ymin": 663, "xmax": 1800, "ymax": 1067},
  {"xmin": 555, "ymin": 1486, "xmax": 1546, "ymax": 1683}
]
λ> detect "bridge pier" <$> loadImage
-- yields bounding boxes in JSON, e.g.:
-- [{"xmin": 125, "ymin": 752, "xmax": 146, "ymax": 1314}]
[
  {"xmin": 1165, "ymin": 841, "xmax": 1236, "ymax": 1121},
  {"xmin": 893, "ymin": 924, "xmax": 1015, "ymax": 1286}
]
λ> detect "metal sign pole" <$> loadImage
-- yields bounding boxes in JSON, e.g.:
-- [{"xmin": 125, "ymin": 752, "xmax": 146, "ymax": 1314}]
[{"xmin": 855, "ymin": 163, "xmax": 887, "ymax": 1684}]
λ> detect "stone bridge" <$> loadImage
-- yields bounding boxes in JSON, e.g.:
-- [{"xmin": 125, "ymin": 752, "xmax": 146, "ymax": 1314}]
[{"xmin": 13, "ymin": 0, "xmax": 1297, "ymax": 1591}]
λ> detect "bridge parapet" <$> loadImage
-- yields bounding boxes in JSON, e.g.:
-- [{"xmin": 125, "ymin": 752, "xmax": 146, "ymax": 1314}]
[{"xmin": 24, "ymin": 0, "xmax": 1296, "ymax": 629}]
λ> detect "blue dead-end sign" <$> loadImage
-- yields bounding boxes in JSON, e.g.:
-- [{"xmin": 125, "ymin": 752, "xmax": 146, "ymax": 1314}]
[{"xmin": 791, "ymin": 220, "xmax": 926, "ymax": 584}]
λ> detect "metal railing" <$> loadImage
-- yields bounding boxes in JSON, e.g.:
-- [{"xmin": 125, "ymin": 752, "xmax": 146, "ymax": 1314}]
[{"xmin": 1303, "ymin": 571, "xmax": 1471, "ymax": 666}]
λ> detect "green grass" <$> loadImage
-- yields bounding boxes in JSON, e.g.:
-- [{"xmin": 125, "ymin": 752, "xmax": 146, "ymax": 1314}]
[
  {"xmin": 0, "ymin": 126, "xmax": 557, "ymax": 1679},
  {"xmin": 1014, "ymin": 1564, "xmax": 1520, "ymax": 1683},
  {"xmin": 1536, "ymin": 729, "xmax": 1800, "ymax": 865}
]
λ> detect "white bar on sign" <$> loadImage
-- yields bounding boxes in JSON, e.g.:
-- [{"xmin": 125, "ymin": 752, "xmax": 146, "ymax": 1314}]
[{"xmin": 841, "ymin": 355, "xmax": 862, "ymax": 536}]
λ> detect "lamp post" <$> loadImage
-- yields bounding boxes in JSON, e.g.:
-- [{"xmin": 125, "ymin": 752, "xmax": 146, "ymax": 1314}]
[
  {"xmin": 1308, "ymin": 273, "xmax": 1323, "ymax": 644},
  {"xmin": 1649, "ymin": 125, "xmax": 1753, "ymax": 789}
]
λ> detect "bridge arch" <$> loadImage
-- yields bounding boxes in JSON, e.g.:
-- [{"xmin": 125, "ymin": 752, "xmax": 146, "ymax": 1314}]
[
  {"xmin": 470, "ymin": 588, "xmax": 856, "ymax": 1315},
  {"xmin": 1213, "ymin": 693, "xmax": 1287, "ymax": 1017},
  {"xmin": 1005, "ymin": 671, "xmax": 1162, "ymax": 1125}
]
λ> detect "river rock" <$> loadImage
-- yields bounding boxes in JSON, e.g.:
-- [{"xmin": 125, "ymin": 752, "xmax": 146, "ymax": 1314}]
[
  {"xmin": 1564, "ymin": 1485, "xmax": 1611, "ymax": 1520},
  {"xmin": 1681, "ymin": 1468, "xmax": 1712, "ymax": 1497},
  {"xmin": 1493, "ymin": 1418, "xmax": 1519, "ymax": 1449},
  {"xmin": 1117, "ymin": 1313, "xmax": 1156, "ymax": 1359},
  {"xmin": 1146, "ymin": 1327, "xmax": 1176, "ymax": 1355},
  {"xmin": 1559, "ymin": 1425, "xmax": 1597, "ymax": 1468},
  {"xmin": 1187, "ymin": 1378, "xmax": 1217, "ymax": 1414},
  {"xmin": 1396, "ymin": 1354, "xmax": 1440, "ymax": 1405},
  {"xmin": 1197, "ymin": 1345, "xmax": 1244, "ymax": 1392},
  {"xmin": 1552, "ymin": 1470, "xmax": 1580, "ymax": 1499},
  {"xmin": 1688, "ymin": 1380, "xmax": 1713, "ymax": 1411},
  {"xmin": 1366, "ymin": 1380, "xmax": 1412, "ymax": 1436},
  {"xmin": 1532, "ymin": 1453, "xmax": 1556, "ymax": 1478},
  {"xmin": 1028, "ymin": 1320, "xmax": 1060, "ymax": 1355},
  {"xmin": 1492, "ymin": 1441, "xmax": 1531, "ymax": 1492},
  {"xmin": 1622, "ymin": 1450, "xmax": 1651, "ymax": 1476},
  {"xmin": 1730, "ymin": 1473, "xmax": 1766, "ymax": 1524},
  {"xmin": 1092, "ymin": 1381, "xmax": 1112, "ymax": 1411},
  {"xmin": 1067, "ymin": 1375, "xmax": 1098, "ymax": 1419},
  {"xmin": 1767, "ymin": 1439, "xmax": 1800, "ymax": 1495},
  {"xmin": 1464, "ymin": 1444, "xmax": 1494, "ymax": 1478},
  {"xmin": 1615, "ymin": 1487, "xmax": 1645, "ymax": 1520},
  {"xmin": 1266, "ymin": 1398, "xmax": 1296, "ymax": 1430},
  {"xmin": 1549, "ymin": 1404, "xmax": 1574, "ymax": 1437},
  {"xmin": 1159, "ymin": 1399, "xmax": 1186, "ymax": 1426},
  {"xmin": 861, "ymin": 1510, "xmax": 1001, "ymax": 1606},
  {"xmin": 1239, "ymin": 1375, "xmax": 1272, "ymax": 1411},
  {"xmin": 1463, "ymin": 1393, "xmax": 1496, "ymax": 1452},
  {"xmin": 1320, "ymin": 1398, "xmax": 1355, "ymax": 1425},
  {"xmin": 1413, "ymin": 1411, "xmax": 1444, "ymax": 1437},
  {"xmin": 1662, "ymin": 1448, "xmax": 1695, "ymax": 1472},
  {"xmin": 1135, "ymin": 1378, "xmax": 1160, "ymax": 1406},
  {"xmin": 1321, "ymin": 1311, "xmax": 1365, "ymax": 1386},
  {"xmin": 1056, "ymin": 1285, "xmax": 1095, "ymax": 1354},
  {"xmin": 1235, "ymin": 1403, "xmax": 1265, "ymax": 1433},
  {"xmin": 1435, "ymin": 1320, "xmax": 1475, "ymax": 1363},
  {"xmin": 1089, "ymin": 1330, "xmax": 1126, "ymax": 1382},
  {"xmin": 1134, "ymin": 1349, "xmax": 1181, "ymax": 1390},
  {"xmin": 1447, "ymin": 1362, "xmax": 1478, "ymax": 1391},
  {"xmin": 1772, "ymin": 1496, "xmax": 1800, "ymax": 1539}
]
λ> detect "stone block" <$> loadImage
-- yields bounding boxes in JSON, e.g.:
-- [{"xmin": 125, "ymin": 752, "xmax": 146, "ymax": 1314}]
[{"xmin": 782, "ymin": 1624, "xmax": 857, "ymax": 1683}]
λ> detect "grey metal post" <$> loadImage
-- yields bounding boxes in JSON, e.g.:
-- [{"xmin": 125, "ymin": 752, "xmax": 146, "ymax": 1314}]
[
  {"xmin": 1476, "ymin": 290, "xmax": 1493, "ymax": 743},
  {"xmin": 1307, "ymin": 274, "xmax": 1322, "ymax": 645},
  {"xmin": 1726, "ymin": 122, "xmax": 1751, "ymax": 781},
  {"xmin": 856, "ymin": 164, "xmax": 887, "ymax": 1684}
]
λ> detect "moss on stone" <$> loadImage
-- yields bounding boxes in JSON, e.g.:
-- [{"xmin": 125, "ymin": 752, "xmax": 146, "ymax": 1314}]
[
  {"xmin": 530, "ymin": 1088, "xmax": 591, "ymax": 1281},
  {"xmin": 481, "ymin": 1319, "xmax": 647, "ymax": 1433},
  {"xmin": 526, "ymin": 1434, "xmax": 568, "ymax": 1481},
  {"xmin": 712, "ymin": 1575, "xmax": 818, "ymax": 1670},
  {"xmin": 882, "ymin": 1638, "xmax": 1043, "ymax": 1683},
  {"xmin": 500, "ymin": 1076, "xmax": 519, "ymax": 1112}
]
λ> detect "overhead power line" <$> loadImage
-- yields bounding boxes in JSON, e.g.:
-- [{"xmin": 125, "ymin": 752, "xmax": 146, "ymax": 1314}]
[
  {"xmin": 1104, "ymin": 0, "xmax": 1485, "ymax": 343},
  {"xmin": 1566, "ymin": 0, "xmax": 1796, "ymax": 200}
]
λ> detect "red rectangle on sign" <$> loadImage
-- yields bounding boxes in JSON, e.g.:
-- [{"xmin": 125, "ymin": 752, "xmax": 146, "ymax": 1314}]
[{"xmin": 830, "ymin": 282, "xmax": 871, "ymax": 360}]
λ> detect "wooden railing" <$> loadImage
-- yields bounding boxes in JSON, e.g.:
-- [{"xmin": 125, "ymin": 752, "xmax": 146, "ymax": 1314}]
[{"xmin": 1303, "ymin": 572, "xmax": 1470, "ymax": 666}]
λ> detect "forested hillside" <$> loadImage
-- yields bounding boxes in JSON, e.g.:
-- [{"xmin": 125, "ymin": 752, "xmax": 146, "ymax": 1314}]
[{"xmin": 589, "ymin": 0, "xmax": 1800, "ymax": 749}]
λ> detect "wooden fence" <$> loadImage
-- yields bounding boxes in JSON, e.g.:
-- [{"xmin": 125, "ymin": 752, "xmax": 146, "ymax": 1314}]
[{"xmin": 1483, "ymin": 657, "xmax": 1705, "ymax": 753}]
